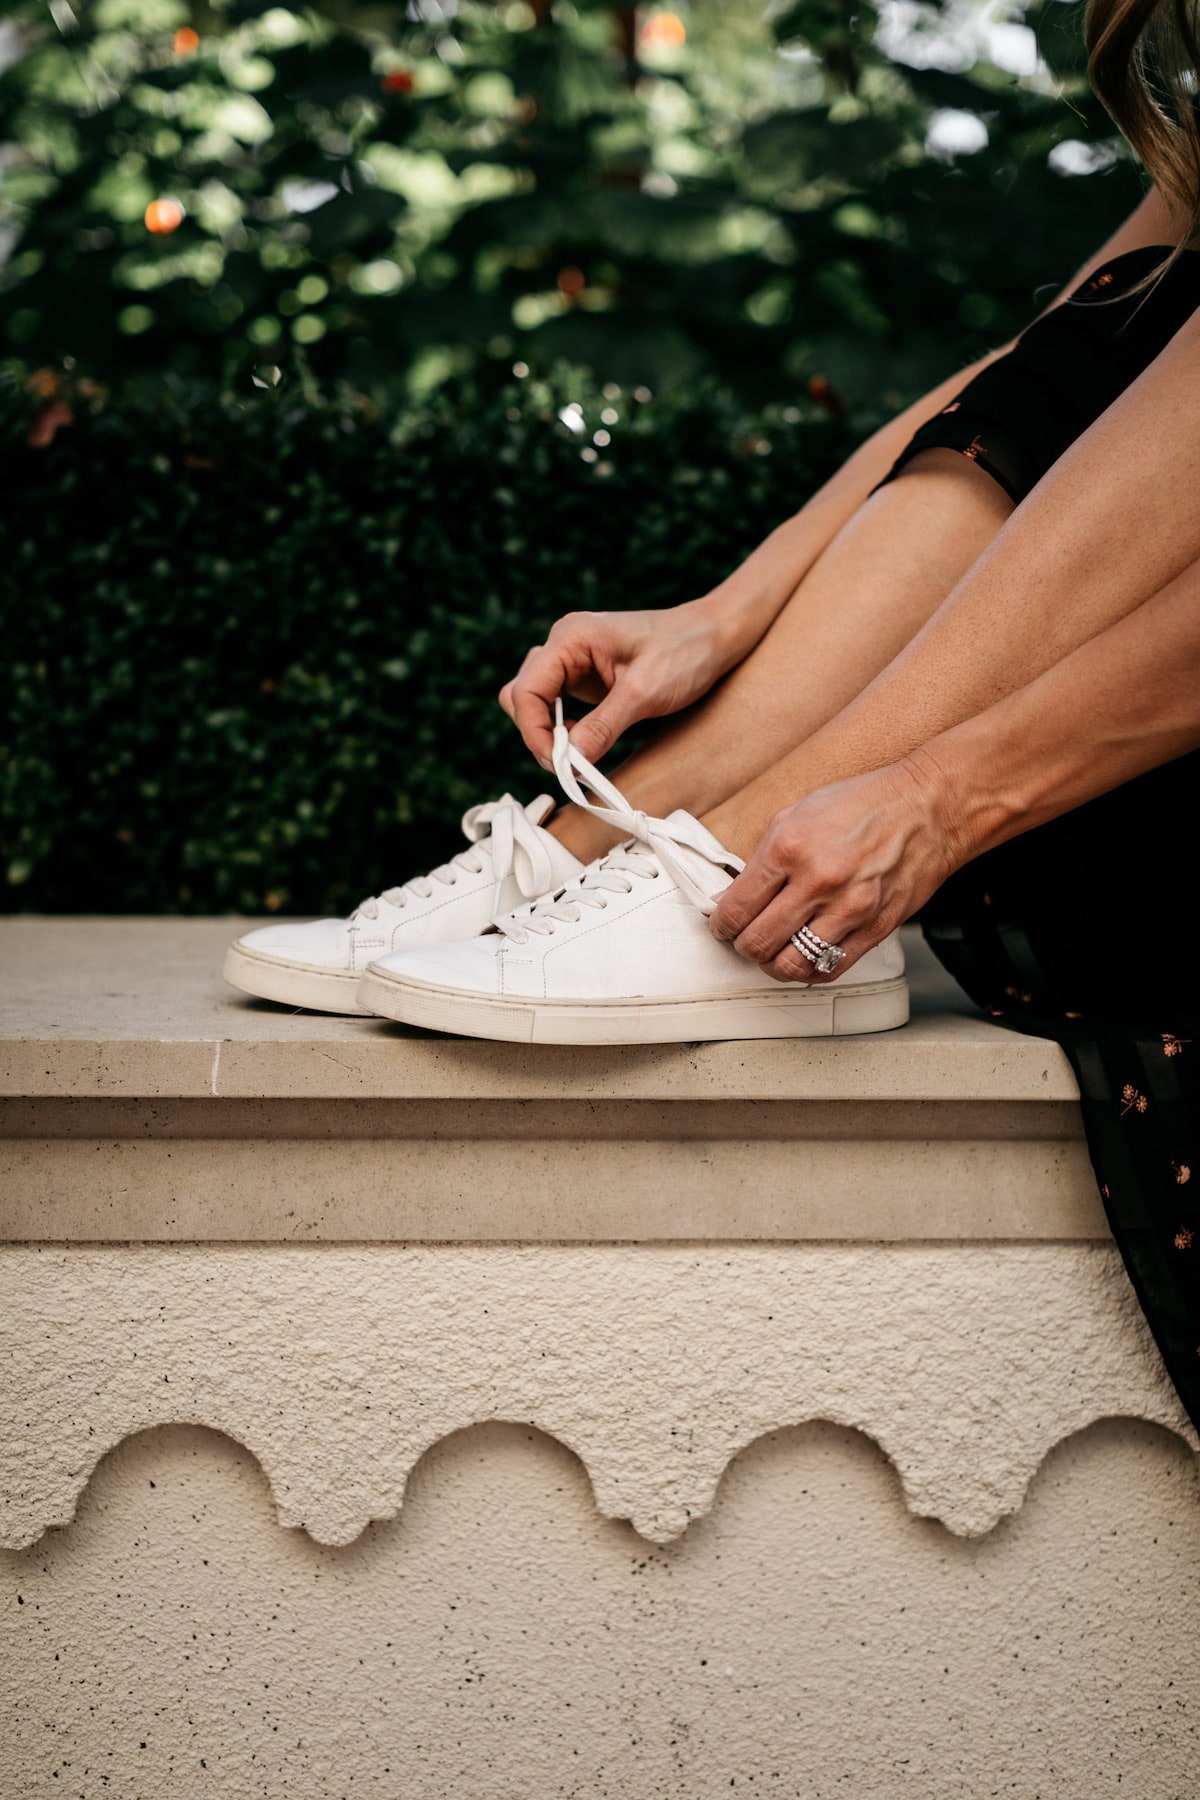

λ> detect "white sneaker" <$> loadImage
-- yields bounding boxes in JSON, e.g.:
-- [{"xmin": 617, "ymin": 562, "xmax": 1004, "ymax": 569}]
[
  {"xmin": 358, "ymin": 709, "xmax": 909, "ymax": 1045},
  {"xmin": 223, "ymin": 795, "xmax": 584, "ymax": 1014}
]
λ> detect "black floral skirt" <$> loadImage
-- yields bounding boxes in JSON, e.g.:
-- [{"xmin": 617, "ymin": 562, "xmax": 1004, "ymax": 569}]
[
  {"xmin": 879, "ymin": 242, "xmax": 1200, "ymax": 1431},
  {"xmin": 921, "ymin": 766, "xmax": 1200, "ymax": 1432}
]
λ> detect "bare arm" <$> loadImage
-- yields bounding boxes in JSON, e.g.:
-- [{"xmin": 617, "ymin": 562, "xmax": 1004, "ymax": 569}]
[
  {"xmin": 504, "ymin": 186, "xmax": 1183, "ymax": 766},
  {"xmin": 925, "ymin": 558, "xmax": 1200, "ymax": 865},
  {"xmin": 711, "ymin": 552, "xmax": 1200, "ymax": 985},
  {"xmin": 710, "ymin": 288, "xmax": 1200, "ymax": 980}
]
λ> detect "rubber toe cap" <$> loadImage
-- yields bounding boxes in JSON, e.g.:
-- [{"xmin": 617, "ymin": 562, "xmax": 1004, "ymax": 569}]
[
  {"xmin": 369, "ymin": 935, "xmax": 504, "ymax": 997},
  {"xmin": 236, "ymin": 919, "xmax": 353, "ymax": 971}
]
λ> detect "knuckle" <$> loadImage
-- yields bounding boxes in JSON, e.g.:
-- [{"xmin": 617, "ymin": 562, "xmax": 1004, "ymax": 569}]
[
  {"xmin": 764, "ymin": 815, "xmax": 804, "ymax": 866},
  {"xmin": 713, "ymin": 910, "xmax": 744, "ymax": 945},
  {"xmin": 817, "ymin": 856, "xmax": 852, "ymax": 892}
]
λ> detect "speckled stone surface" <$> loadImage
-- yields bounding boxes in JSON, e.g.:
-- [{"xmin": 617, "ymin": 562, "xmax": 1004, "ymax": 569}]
[
  {"xmin": 1, "ymin": 921, "xmax": 1103, "ymax": 1239},
  {"xmin": 3, "ymin": 1417, "xmax": 1198, "ymax": 1798},
  {"xmin": 0, "ymin": 917, "xmax": 1079, "ymax": 1101}
]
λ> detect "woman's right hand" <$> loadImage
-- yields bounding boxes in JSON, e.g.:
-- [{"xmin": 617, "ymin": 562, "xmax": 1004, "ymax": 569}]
[{"xmin": 498, "ymin": 597, "xmax": 737, "ymax": 769}]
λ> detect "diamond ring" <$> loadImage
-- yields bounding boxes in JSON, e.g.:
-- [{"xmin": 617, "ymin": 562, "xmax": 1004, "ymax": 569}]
[{"xmin": 789, "ymin": 925, "xmax": 846, "ymax": 976}]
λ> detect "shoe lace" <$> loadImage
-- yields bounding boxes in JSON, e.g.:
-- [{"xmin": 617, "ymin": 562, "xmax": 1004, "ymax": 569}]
[
  {"xmin": 352, "ymin": 795, "xmax": 555, "ymax": 923},
  {"xmin": 496, "ymin": 842, "xmax": 663, "ymax": 942},
  {"xmin": 495, "ymin": 701, "xmax": 739, "ymax": 943}
]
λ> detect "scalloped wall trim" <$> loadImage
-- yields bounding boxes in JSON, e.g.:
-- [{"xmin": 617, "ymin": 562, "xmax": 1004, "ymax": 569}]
[{"xmin": 2, "ymin": 1242, "xmax": 1195, "ymax": 1551}]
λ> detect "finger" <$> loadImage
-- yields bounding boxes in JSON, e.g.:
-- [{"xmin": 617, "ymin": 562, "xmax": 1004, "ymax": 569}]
[
  {"xmin": 509, "ymin": 646, "xmax": 575, "ymax": 769},
  {"xmin": 564, "ymin": 672, "xmax": 610, "ymax": 707},
  {"xmin": 710, "ymin": 854, "xmax": 789, "ymax": 944},
  {"xmin": 566, "ymin": 681, "xmax": 643, "ymax": 763},
  {"xmin": 499, "ymin": 644, "xmax": 543, "ymax": 729},
  {"xmin": 729, "ymin": 885, "xmax": 824, "ymax": 968},
  {"xmin": 510, "ymin": 639, "xmax": 612, "ymax": 768},
  {"xmin": 759, "ymin": 939, "xmax": 813, "ymax": 985},
  {"xmin": 763, "ymin": 917, "xmax": 878, "ymax": 986}
]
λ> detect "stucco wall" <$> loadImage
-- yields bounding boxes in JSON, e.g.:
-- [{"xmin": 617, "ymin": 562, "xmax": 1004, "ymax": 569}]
[
  {"xmin": 3, "ymin": 1242, "xmax": 1199, "ymax": 1798},
  {"xmin": 4, "ymin": 1413, "xmax": 1199, "ymax": 1798}
]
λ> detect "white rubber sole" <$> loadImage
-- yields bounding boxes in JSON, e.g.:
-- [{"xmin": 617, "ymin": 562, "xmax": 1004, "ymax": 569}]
[
  {"xmin": 223, "ymin": 942, "xmax": 371, "ymax": 1016},
  {"xmin": 357, "ymin": 966, "xmax": 910, "ymax": 1045}
]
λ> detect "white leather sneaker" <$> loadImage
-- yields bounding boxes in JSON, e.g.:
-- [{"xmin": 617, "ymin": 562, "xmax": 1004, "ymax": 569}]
[
  {"xmin": 223, "ymin": 795, "xmax": 584, "ymax": 1014},
  {"xmin": 358, "ymin": 712, "xmax": 909, "ymax": 1045}
]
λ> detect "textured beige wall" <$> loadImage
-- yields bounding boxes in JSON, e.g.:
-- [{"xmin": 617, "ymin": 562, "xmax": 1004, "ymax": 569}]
[
  {"xmin": 3, "ymin": 1243, "xmax": 1195, "ymax": 1550},
  {"xmin": 4, "ymin": 1415, "xmax": 1199, "ymax": 1798},
  {"xmin": 4, "ymin": 925, "xmax": 1197, "ymax": 1797},
  {"xmin": 3, "ymin": 1242, "xmax": 1199, "ymax": 1796}
]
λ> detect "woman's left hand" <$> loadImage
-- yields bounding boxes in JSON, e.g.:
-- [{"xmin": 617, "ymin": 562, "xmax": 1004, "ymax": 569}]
[{"xmin": 709, "ymin": 756, "xmax": 961, "ymax": 981}]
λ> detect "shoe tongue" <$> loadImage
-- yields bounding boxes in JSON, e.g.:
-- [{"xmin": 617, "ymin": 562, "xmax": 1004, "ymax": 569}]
[{"xmin": 524, "ymin": 794, "xmax": 556, "ymax": 828}]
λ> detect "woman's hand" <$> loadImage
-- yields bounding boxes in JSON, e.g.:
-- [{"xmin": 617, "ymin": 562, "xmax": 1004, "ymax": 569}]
[
  {"xmin": 499, "ymin": 598, "xmax": 737, "ymax": 769},
  {"xmin": 709, "ymin": 755, "xmax": 960, "ymax": 982}
]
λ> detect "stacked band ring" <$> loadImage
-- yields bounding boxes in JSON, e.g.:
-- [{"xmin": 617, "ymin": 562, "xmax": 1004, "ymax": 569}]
[{"xmin": 789, "ymin": 925, "xmax": 846, "ymax": 975}]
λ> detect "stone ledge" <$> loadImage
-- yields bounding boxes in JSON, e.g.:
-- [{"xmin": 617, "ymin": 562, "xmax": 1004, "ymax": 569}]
[
  {"xmin": 1, "ymin": 917, "xmax": 1079, "ymax": 1102},
  {"xmin": 0, "ymin": 919, "xmax": 1102, "ymax": 1240}
]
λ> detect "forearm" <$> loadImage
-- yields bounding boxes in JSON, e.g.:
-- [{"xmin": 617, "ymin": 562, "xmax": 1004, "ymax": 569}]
[
  {"xmin": 911, "ymin": 559, "xmax": 1200, "ymax": 867},
  {"xmin": 707, "ymin": 536, "xmax": 1200, "ymax": 978}
]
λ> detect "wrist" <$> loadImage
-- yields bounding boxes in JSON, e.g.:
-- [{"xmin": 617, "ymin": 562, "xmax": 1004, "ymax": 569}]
[
  {"xmin": 896, "ymin": 731, "xmax": 1017, "ymax": 872},
  {"xmin": 688, "ymin": 588, "xmax": 769, "ymax": 671}
]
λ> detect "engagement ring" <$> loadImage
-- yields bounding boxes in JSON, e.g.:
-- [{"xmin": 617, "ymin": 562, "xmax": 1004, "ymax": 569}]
[{"xmin": 789, "ymin": 926, "xmax": 846, "ymax": 975}]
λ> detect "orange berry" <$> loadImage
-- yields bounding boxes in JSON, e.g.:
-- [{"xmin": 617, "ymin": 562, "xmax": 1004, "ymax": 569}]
[
  {"xmin": 144, "ymin": 198, "xmax": 185, "ymax": 234},
  {"xmin": 639, "ymin": 13, "xmax": 687, "ymax": 50}
]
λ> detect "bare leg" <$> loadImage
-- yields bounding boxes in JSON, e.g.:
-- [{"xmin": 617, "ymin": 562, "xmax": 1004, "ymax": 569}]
[
  {"xmin": 704, "ymin": 309, "xmax": 1200, "ymax": 856},
  {"xmin": 545, "ymin": 452, "xmax": 1013, "ymax": 865}
]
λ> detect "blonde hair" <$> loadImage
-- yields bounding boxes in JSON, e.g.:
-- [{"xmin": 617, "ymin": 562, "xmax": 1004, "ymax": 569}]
[{"xmin": 1086, "ymin": 0, "xmax": 1200, "ymax": 263}]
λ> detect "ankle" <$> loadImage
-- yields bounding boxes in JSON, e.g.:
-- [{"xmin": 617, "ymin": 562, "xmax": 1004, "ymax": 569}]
[
  {"xmin": 544, "ymin": 803, "xmax": 627, "ymax": 867},
  {"xmin": 699, "ymin": 802, "xmax": 758, "ymax": 861}
]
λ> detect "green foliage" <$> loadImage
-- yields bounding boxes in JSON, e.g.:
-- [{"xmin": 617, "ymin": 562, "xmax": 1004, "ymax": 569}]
[
  {"xmin": 0, "ymin": 362, "xmax": 854, "ymax": 914},
  {"xmin": 0, "ymin": 0, "xmax": 1155, "ymax": 918},
  {"xmin": 0, "ymin": 0, "xmax": 1144, "ymax": 408}
]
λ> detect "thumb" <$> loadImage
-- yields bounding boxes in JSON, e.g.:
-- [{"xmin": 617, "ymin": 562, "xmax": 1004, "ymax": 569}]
[{"xmin": 566, "ymin": 688, "xmax": 637, "ymax": 764}]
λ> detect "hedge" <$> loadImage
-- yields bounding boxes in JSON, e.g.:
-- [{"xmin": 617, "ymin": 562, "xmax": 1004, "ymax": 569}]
[{"xmin": 0, "ymin": 362, "xmax": 857, "ymax": 916}]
